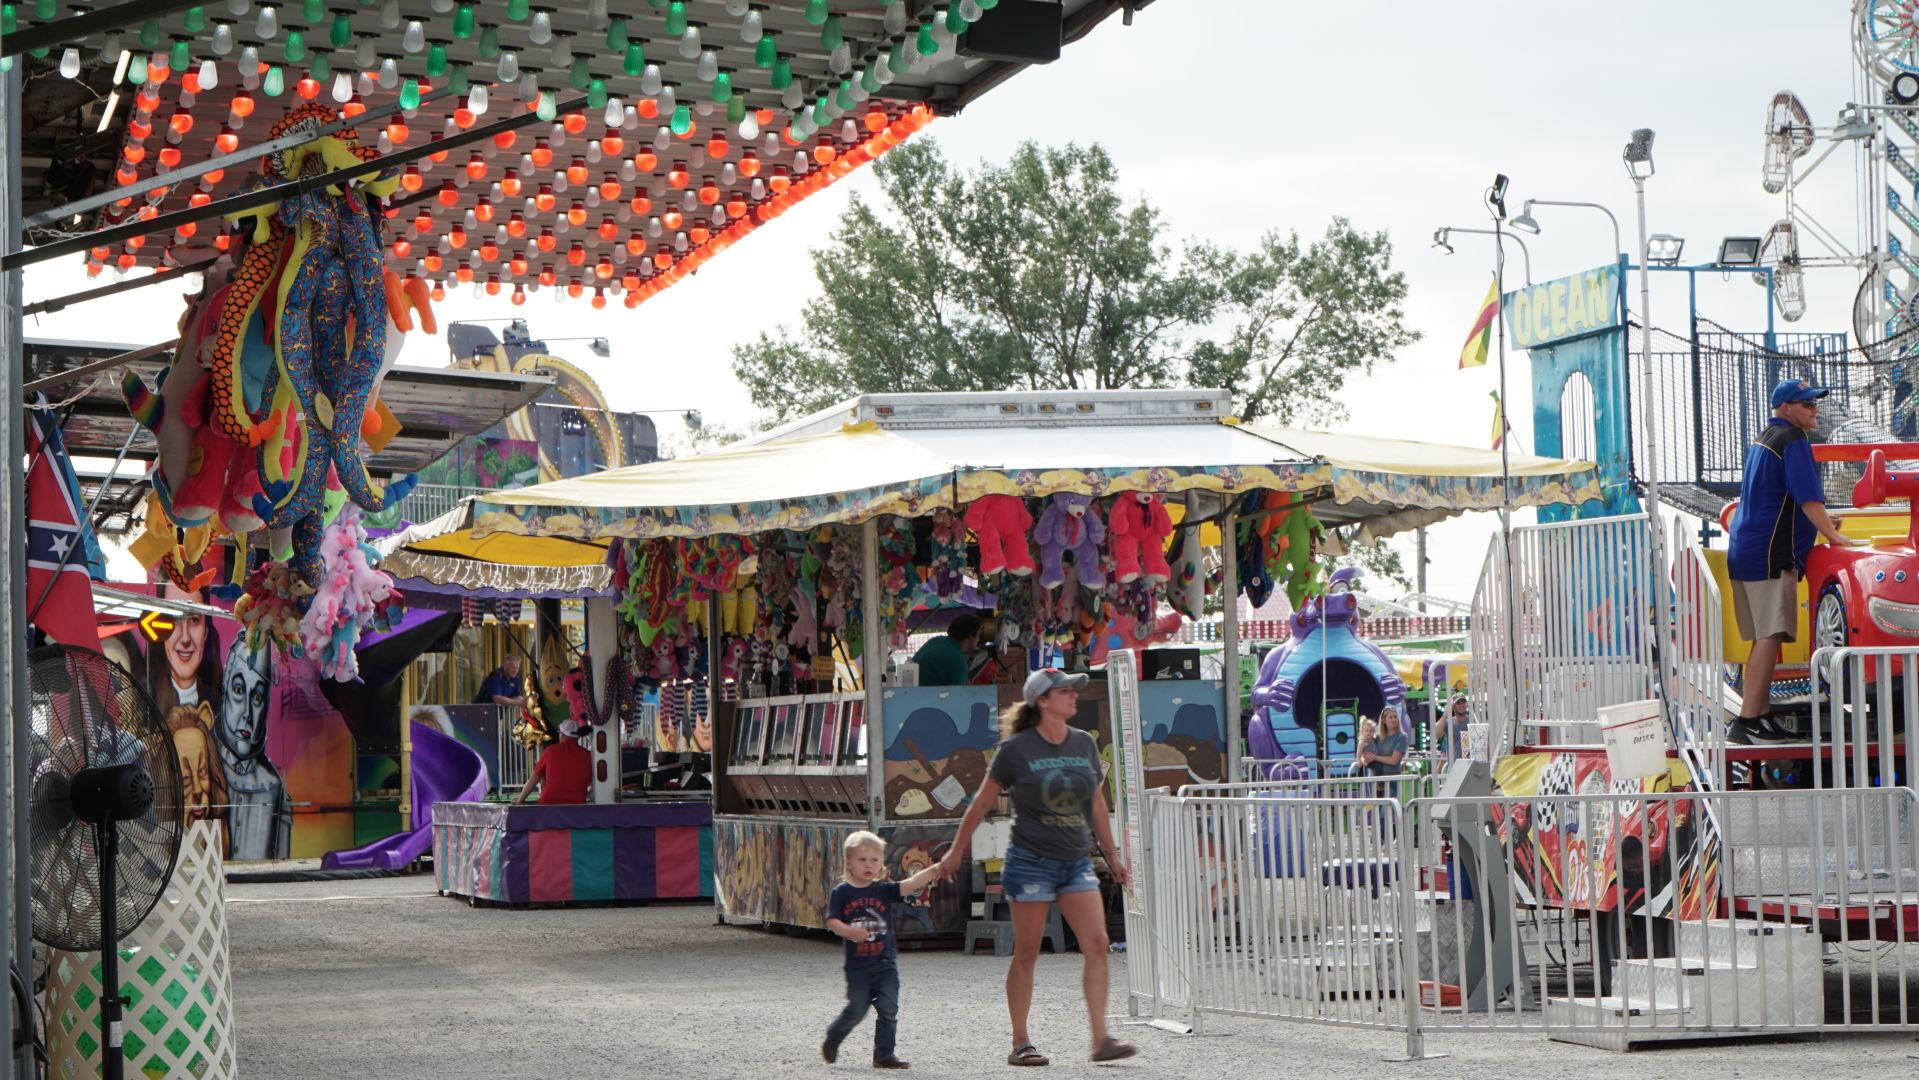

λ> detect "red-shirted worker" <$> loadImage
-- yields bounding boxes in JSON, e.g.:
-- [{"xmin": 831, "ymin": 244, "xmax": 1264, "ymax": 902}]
[{"xmin": 517, "ymin": 718, "xmax": 593, "ymax": 804}]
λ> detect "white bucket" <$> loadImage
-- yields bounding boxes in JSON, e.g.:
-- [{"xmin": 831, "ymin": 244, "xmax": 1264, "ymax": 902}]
[{"xmin": 1598, "ymin": 699, "xmax": 1670, "ymax": 780}]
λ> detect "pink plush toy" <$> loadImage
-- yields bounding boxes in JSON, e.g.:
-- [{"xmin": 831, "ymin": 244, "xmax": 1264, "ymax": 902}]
[
  {"xmin": 964, "ymin": 494, "xmax": 1035, "ymax": 577},
  {"xmin": 1034, "ymin": 492, "xmax": 1106, "ymax": 590},
  {"xmin": 1108, "ymin": 492, "xmax": 1174, "ymax": 584}
]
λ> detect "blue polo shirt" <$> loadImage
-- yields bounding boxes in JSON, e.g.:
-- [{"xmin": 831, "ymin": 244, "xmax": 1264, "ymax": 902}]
[{"xmin": 1726, "ymin": 419, "xmax": 1824, "ymax": 581}]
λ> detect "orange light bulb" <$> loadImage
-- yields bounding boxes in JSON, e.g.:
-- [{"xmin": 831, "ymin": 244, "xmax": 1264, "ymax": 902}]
[
  {"xmin": 601, "ymin": 134, "xmax": 625, "ymax": 156},
  {"xmin": 386, "ymin": 120, "xmax": 409, "ymax": 144},
  {"xmin": 628, "ymin": 194, "xmax": 652, "ymax": 215},
  {"xmin": 633, "ymin": 149, "xmax": 658, "ymax": 172},
  {"xmin": 567, "ymin": 280, "xmax": 584, "ymax": 297},
  {"xmin": 599, "ymin": 178, "xmax": 621, "ymax": 199},
  {"xmin": 566, "ymin": 158, "xmax": 588, "ymax": 185},
  {"xmin": 423, "ymin": 249, "xmax": 443, "ymax": 272},
  {"xmin": 637, "ymin": 98, "xmax": 659, "ymax": 120},
  {"xmin": 592, "ymin": 288, "xmax": 607, "ymax": 309},
  {"xmin": 738, "ymin": 151, "xmax": 760, "ymax": 178},
  {"xmin": 493, "ymin": 130, "xmax": 518, "ymax": 150},
  {"xmin": 667, "ymin": 163, "xmax": 689, "ymax": 189},
  {"xmin": 158, "ymin": 146, "xmax": 183, "ymax": 168},
  {"xmin": 466, "ymin": 153, "xmax": 487, "ymax": 181},
  {"xmin": 539, "ymin": 267, "xmax": 557, "ymax": 286},
  {"xmin": 414, "ymin": 211, "xmax": 434, "ymax": 233},
  {"xmin": 511, "ymin": 285, "xmax": 526, "ymax": 305},
  {"xmin": 566, "ymin": 242, "xmax": 586, "ymax": 266},
  {"xmin": 530, "ymin": 140, "xmax": 553, "ymax": 169},
  {"xmin": 566, "ymin": 202, "xmax": 587, "ymax": 227},
  {"xmin": 534, "ymin": 186, "xmax": 557, "ymax": 213},
  {"xmin": 661, "ymin": 209, "xmax": 683, "ymax": 230},
  {"xmin": 598, "ymin": 217, "xmax": 618, "ymax": 241},
  {"xmin": 437, "ymin": 181, "xmax": 459, "ymax": 207},
  {"xmin": 401, "ymin": 165, "xmax": 424, "ymax": 192},
  {"xmin": 392, "ymin": 238, "xmax": 413, "ymax": 258},
  {"xmin": 501, "ymin": 169, "xmax": 522, "ymax": 197},
  {"xmin": 485, "ymin": 276, "xmax": 501, "ymax": 296},
  {"xmin": 431, "ymin": 282, "xmax": 447, "ymax": 300},
  {"xmin": 536, "ymin": 229, "xmax": 557, "ymax": 252},
  {"xmin": 626, "ymin": 233, "xmax": 645, "ymax": 255},
  {"xmin": 706, "ymin": 134, "xmax": 729, "ymax": 159},
  {"xmin": 563, "ymin": 112, "xmax": 587, "ymax": 135},
  {"xmin": 689, "ymin": 225, "xmax": 709, "ymax": 245},
  {"xmin": 229, "ymin": 91, "xmax": 255, "ymax": 118},
  {"xmin": 506, "ymin": 214, "xmax": 527, "ymax": 239}
]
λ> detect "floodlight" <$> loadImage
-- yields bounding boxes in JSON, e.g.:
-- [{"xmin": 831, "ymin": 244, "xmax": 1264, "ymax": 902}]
[
  {"xmin": 1488, "ymin": 174, "xmax": 1509, "ymax": 220},
  {"xmin": 1431, "ymin": 228, "xmax": 1454, "ymax": 255},
  {"xmin": 1509, "ymin": 202, "xmax": 1541, "ymax": 235},
  {"xmin": 1647, "ymin": 234, "xmax": 1685, "ymax": 265},
  {"xmin": 1623, "ymin": 128, "xmax": 1655, "ymax": 179},
  {"xmin": 1717, "ymin": 236, "xmax": 1763, "ymax": 266}
]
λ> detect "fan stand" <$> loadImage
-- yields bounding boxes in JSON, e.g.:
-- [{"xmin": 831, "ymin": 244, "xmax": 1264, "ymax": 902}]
[{"xmin": 93, "ymin": 819, "xmax": 128, "ymax": 1080}]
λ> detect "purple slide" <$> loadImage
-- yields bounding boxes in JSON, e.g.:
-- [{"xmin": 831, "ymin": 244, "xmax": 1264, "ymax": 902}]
[{"xmin": 323, "ymin": 720, "xmax": 490, "ymax": 870}]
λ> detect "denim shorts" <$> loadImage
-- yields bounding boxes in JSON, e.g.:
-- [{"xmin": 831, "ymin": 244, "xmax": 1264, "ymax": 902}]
[{"xmin": 1001, "ymin": 844, "xmax": 1100, "ymax": 903}]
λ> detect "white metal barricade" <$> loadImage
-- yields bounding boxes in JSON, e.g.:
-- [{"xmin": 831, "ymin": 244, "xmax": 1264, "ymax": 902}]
[
  {"xmin": 1810, "ymin": 645, "xmax": 1919, "ymax": 795},
  {"xmin": 1469, "ymin": 515, "xmax": 1661, "ymax": 756},
  {"xmin": 1669, "ymin": 520, "xmax": 1729, "ymax": 788}
]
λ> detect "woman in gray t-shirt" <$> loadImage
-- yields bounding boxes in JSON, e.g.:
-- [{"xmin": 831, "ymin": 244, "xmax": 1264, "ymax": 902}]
[{"xmin": 939, "ymin": 669, "xmax": 1135, "ymax": 1065}]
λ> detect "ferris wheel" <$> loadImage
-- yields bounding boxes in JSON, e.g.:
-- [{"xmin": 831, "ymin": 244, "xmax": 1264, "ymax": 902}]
[{"xmin": 1852, "ymin": 2, "xmax": 1919, "ymax": 365}]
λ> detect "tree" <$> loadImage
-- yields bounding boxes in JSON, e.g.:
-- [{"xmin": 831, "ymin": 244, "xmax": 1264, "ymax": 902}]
[{"xmin": 733, "ymin": 140, "xmax": 1420, "ymax": 424}]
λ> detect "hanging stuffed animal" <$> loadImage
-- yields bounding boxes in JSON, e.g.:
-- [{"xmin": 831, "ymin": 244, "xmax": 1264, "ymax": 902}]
[
  {"xmin": 1034, "ymin": 492, "xmax": 1106, "ymax": 591},
  {"xmin": 298, "ymin": 504, "xmax": 405, "ymax": 681},
  {"xmin": 925, "ymin": 508, "xmax": 967, "ymax": 599},
  {"xmin": 1168, "ymin": 492, "xmax": 1206, "ymax": 620},
  {"xmin": 1108, "ymin": 492, "xmax": 1174, "ymax": 584},
  {"xmin": 964, "ymin": 494, "xmax": 1035, "ymax": 577}
]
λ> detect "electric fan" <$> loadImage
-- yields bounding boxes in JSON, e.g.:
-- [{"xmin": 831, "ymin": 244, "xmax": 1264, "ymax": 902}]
[{"xmin": 26, "ymin": 644, "xmax": 183, "ymax": 1080}]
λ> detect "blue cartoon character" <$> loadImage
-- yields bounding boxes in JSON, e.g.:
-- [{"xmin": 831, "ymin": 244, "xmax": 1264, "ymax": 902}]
[{"xmin": 1246, "ymin": 567, "xmax": 1405, "ymax": 773}]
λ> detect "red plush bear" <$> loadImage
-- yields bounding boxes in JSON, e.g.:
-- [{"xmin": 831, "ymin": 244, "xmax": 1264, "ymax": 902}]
[
  {"xmin": 1108, "ymin": 492, "xmax": 1173, "ymax": 584},
  {"xmin": 964, "ymin": 494, "xmax": 1035, "ymax": 577}
]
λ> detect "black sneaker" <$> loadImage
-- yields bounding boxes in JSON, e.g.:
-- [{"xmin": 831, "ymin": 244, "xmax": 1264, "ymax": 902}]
[
  {"xmin": 872, "ymin": 1056, "xmax": 910, "ymax": 1070},
  {"xmin": 822, "ymin": 1039, "xmax": 840, "ymax": 1065},
  {"xmin": 1730, "ymin": 714, "xmax": 1795, "ymax": 745}
]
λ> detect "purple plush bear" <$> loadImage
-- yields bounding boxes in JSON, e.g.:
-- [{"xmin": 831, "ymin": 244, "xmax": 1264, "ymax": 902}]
[{"xmin": 1034, "ymin": 492, "xmax": 1107, "ymax": 590}]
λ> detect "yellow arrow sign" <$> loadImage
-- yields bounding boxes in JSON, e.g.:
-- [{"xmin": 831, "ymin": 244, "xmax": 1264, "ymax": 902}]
[{"xmin": 140, "ymin": 611, "xmax": 175, "ymax": 641}]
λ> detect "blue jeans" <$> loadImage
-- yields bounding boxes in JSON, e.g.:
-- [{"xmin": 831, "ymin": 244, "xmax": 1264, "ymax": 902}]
[
  {"xmin": 826, "ymin": 961, "xmax": 899, "ymax": 1059},
  {"xmin": 1000, "ymin": 844, "xmax": 1100, "ymax": 904}
]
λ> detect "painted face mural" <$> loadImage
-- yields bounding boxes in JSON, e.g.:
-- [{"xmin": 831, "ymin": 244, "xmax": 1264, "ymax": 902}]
[
  {"xmin": 218, "ymin": 639, "xmax": 274, "ymax": 761},
  {"xmin": 169, "ymin": 715, "xmax": 215, "ymax": 819}
]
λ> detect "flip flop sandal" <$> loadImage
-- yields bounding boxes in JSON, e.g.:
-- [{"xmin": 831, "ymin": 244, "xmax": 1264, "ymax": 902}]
[
  {"xmin": 1090, "ymin": 1037, "xmax": 1137, "ymax": 1063},
  {"xmin": 1007, "ymin": 1045, "xmax": 1049, "ymax": 1066}
]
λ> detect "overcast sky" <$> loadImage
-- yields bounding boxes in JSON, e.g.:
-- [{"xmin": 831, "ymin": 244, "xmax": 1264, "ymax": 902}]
[{"xmin": 23, "ymin": 2, "xmax": 1878, "ymax": 602}]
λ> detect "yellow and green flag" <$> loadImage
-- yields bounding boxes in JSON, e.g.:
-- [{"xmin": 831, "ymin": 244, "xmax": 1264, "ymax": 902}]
[
  {"xmin": 1490, "ymin": 390, "xmax": 1507, "ymax": 450},
  {"xmin": 1459, "ymin": 275, "xmax": 1499, "ymax": 369}
]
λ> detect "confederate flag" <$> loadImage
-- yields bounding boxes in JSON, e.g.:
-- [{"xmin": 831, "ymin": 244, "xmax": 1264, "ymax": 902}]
[{"xmin": 26, "ymin": 397, "xmax": 104, "ymax": 651}]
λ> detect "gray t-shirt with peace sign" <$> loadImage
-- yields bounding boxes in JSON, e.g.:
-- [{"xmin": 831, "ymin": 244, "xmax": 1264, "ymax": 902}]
[{"xmin": 989, "ymin": 727, "xmax": 1104, "ymax": 860}]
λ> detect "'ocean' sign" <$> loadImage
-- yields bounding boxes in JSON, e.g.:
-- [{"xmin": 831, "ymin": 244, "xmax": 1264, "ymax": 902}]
[{"xmin": 1503, "ymin": 264, "xmax": 1620, "ymax": 350}]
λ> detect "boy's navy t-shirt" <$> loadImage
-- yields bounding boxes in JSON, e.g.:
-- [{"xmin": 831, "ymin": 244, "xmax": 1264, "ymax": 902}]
[{"xmin": 827, "ymin": 880, "xmax": 903, "ymax": 969}]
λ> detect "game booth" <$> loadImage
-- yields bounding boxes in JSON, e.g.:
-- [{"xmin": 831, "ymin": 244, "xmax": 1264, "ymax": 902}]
[{"xmin": 394, "ymin": 389, "xmax": 1602, "ymax": 935}]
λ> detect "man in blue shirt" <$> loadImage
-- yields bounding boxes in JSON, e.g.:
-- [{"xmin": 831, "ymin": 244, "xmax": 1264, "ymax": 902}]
[{"xmin": 1724, "ymin": 379, "xmax": 1853, "ymax": 741}]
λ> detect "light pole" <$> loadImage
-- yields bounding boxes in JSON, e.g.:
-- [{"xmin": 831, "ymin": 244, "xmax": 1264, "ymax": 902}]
[
  {"xmin": 1433, "ymin": 226, "xmax": 1535, "ymax": 285},
  {"xmin": 1624, "ymin": 128, "xmax": 1675, "ymax": 724},
  {"xmin": 1509, "ymin": 199, "xmax": 1623, "ymax": 261}
]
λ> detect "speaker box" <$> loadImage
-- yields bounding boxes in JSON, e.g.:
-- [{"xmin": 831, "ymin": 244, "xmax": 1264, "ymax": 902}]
[{"xmin": 960, "ymin": 0, "xmax": 1063, "ymax": 64}]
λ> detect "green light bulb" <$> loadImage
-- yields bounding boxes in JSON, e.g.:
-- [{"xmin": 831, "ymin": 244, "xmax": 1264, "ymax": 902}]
[
  {"xmin": 479, "ymin": 25, "xmax": 500, "ymax": 58},
  {"xmin": 670, "ymin": 104, "xmax": 691, "ymax": 135},
  {"xmin": 138, "ymin": 18, "xmax": 160, "ymax": 49},
  {"xmin": 859, "ymin": 65, "xmax": 879, "ymax": 93},
  {"xmin": 2, "ymin": 7, "xmax": 17, "ymax": 36},
  {"xmin": 312, "ymin": 50, "xmax": 331, "ymax": 81},
  {"xmin": 726, "ymin": 94, "xmax": 746, "ymax": 124},
  {"xmin": 607, "ymin": 17, "xmax": 627, "ymax": 50},
  {"xmin": 263, "ymin": 64, "xmax": 285, "ymax": 96},
  {"xmin": 536, "ymin": 89, "xmax": 557, "ymax": 121},
  {"xmin": 448, "ymin": 63, "xmax": 468, "ymax": 94},
  {"xmin": 302, "ymin": 0, "xmax": 322, "ymax": 19},
  {"xmin": 400, "ymin": 76, "xmax": 420, "ymax": 109},
  {"xmin": 647, "ymin": 0, "xmax": 667, "ymax": 8},
  {"xmin": 821, "ymin": 14, "xmax": 841, "ymax": 50},
  {"xmin": 170, "ymin": 38, "xmax": 191, "ymax": 70},
  {"xmin": 711, "ymin": 70, "xmax": 731, "ymax": 103},
  {"xmin": 915, "ymin": 22, "xmax": 936, "ymax": 57},
  {"xmin": 507, "ymin": 0, "xmax": 529, "ymax": 22},
  {"xmin": 587, "ymin": 77, "xmax": 607, "ymax": 108},
  {"xmin": 770, "ymin": 55, "xmax": 792, "ymax": 88},
  {"xmin": 283, "ymin": 29, "xmax": 305, "ymax": 63},
  {"xmin": 34, "ymin": 0, "xmax": 52, "ymax": 19},
  {"xmin": 330, "ymin": 13, "xmax": 351, "ymax": 48},
  {"xmin": 811, "ymin": 96, "xmax": 828, "ymax": 125},
  {"xmin": 979, "ymin": 0, "xmax": 997, "ymax": 8},
  {"xmin": 570, "ymin": 56, "xmax": 590, "ymax": 89},
  {"xmin": 0, "ymin": 57, "xmax": 11, "ymax": 73},
  {"xmin": 453, "ymin": 4, "xmax": 475, "ymax": 39},
  {"xmin": 889, "ymin": 40, "xmax": 912, "ymax": 72},
  {"xmin": 29, "ymin": 45, "xmax": 48, "ymax": 59},
  {"xmin": 754, "ymin": 34, "xmax": 776, "ymax": 69},
  {"xmin": 623, "ymin": 42, "xmax": 644, "ymax": 76},
  {"xmin": 426, "ymin": 42, "xmax": 446, "ymax": 77},
  {"xmin": 184, "ymin": 6, "xmax": 205, "ymax": 33},
  {"xmin": 946, "ymin": 6, "xmax": 965, "ymax": 34},
  {"xmin": 664, "ymin": 1, "xmax": 686, "ymax": 36},
  {"xmin": 804, "ymin": 0, "xmax": 828, "ymax": 26},
  {"xmin": 125, "ymin": 55, "xmax": 146, "ymax": 84},
  {"xmin": 835, "ymin": 80, "xmax": 854, "ymax": 110}
]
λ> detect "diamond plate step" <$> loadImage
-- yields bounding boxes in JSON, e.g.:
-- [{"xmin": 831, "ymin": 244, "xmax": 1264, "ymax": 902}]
[
  {"xmin": 1673, "ymin": 918, "xmax": 1821, "ymax": 969},
  {"xmin": 1614, "ymin": 957, "xmax": 1821, "ymax": 1027}
]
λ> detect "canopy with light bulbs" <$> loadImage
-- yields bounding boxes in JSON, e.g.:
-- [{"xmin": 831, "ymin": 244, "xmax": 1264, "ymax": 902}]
[{"xmin": 11, "ymin": 1, "xmax": 1150, "ymax": 308}]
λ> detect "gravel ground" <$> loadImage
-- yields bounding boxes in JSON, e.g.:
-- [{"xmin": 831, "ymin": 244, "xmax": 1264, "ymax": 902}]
[{"xmin": 229, "ymin": 875, "xmax": 1919, "ymax": 1079}]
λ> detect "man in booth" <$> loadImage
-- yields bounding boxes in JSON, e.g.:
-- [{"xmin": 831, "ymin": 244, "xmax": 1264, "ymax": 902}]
[
  {"xmin": 517, "ymin": 718, "xmax": 592, "ymax": 804},
  {"xmin": 912, "ymin": 612, "xmax": 981, "ymax": 687}
]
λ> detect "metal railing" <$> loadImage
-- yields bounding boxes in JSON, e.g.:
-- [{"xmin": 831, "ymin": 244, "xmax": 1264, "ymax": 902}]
[
  {"xmin": 496, "ymin": 718, "xmax": 535, "ymax": 791},
  {"xmin": 1129, "ymin": 784, "xmax": 1919, "ymax": 1054},
  {"xmin": 1670, "ymin": 517, "xmax": 1729, "ymax": 789},
  {"xmin": 1810, "ymin": 646, "xmax": 1919, "ymax": 796},
  {"xmin": 1237, "ymin": 754, "xmax": 1444, "ymax": 786},
  {"xmin": 1469, "ymin": 514, "xmax": 1661, "ymax": 755}
]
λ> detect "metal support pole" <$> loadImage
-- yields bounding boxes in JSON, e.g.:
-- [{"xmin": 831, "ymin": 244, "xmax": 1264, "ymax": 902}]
[
  {"xmin": 584, "ymin": 596, "xmax": 620, "ymax": 805},
  {"xmin": 1414, "ymin": 527, "xmax": 1428, "ymax": 612},
  {"xmin": 1492, "ymin": 211, "xmax": 1524, "ymax": 757},
  {"xmin": 1, "ymin": 0, "xmax": 207, "ymax": 57},
  {"xmin": 860, "ymin": 520, "xmax": 884, "ymax": 827},
  {"xmin": 1219, "ymin": 508, "xmax": 1240, "ymax": 779},
  {"xmin": 4, "ymin": 62, "xmax": 34, "ymax": 1080},
  {"xmin": 1632, "ymin": 176, "xmax": 1677, "ymax": 724}
]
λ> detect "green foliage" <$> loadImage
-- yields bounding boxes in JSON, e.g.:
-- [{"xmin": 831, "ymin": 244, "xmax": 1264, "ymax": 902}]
[
  {"xmin": 1328, "ymin": 534, "xmax": 1410, "ymax": 591},
  {"xmin": 733, "ymin": 140, "xmax": 1421, "ymax": 424}
]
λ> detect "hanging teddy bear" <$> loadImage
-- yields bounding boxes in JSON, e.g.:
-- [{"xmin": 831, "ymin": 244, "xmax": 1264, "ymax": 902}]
[
  {"xmin": 964, "ymin": 494, "xmax": 1035, "ymax": 577},
  {"xmin": 925, "ymin": 508, "xmax": 967, "ymax": 599},
  {"xmin": 1108, "ymin": 492, "xmax": 1174, "ymax": 584},
  {"xmin": 1034, "ymin": 492, "xmax": 1106, "ymax": 591}
]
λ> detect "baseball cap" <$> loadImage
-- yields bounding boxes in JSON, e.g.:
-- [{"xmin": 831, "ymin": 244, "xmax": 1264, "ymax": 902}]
[
  {"xmin": 1770, "ymin": 378, "xmax": 1830, "ymax": 409},
  {"xmin": 559, "ymin": 718, "xmax": 587, "ymax": 738},
  {"xmin": 1021, "ymin": 667, "xmax": 1089, "ymax": 704}
]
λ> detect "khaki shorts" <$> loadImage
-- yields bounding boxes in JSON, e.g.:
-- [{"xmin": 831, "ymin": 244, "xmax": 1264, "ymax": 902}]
[{"xmin": 1731, "ymin": 571, "xmax": 1799, "ymax": 643}]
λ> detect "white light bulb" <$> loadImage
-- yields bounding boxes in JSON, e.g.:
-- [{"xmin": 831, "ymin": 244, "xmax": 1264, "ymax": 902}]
[
  {"xmin": 681, "ymin": 189, "xmax": 698, "ymax": 212},
  {"xmin": 98, "ymin": 32, "xmax": 122, "ymax": 61},
  {"xmin": 379, "ymin": 0, "xmax": 401, "ymax": 30},
  {"xmin": 225, "ymin": 0, "xmax": 250, "ymax": 16},
  {"xmin": 585, "ymin": 188, "xmax": 601, "ymax": 207},
  {"xmin": 547, "ymin": 37, "xmax": 569, "ymax": 67},
  {"xmin": 961, "ymin": 0, "xmax": 983, "ymax": 21},
  {"xmin": 658, "ymin": 84, "xmax": 676, "ymax": 113},
  {"xmin": 530, "ymin": 11, "xmax": 552, "ymax": 45},
  {"xmin": 738, "ymin": 113, "xmax": 760, "ymax": 140},
  {"xmin": 552, "ymin": 173, "xmax": 568, "ymax": 194},
  {"xmin": 697, "ymin": 50, "xmax": 718, "ymax": 82},
  {"xmin": 648, "ymin": 217, "xmax": 662, "ymax": 237},
  {"xmin": 673, "ymin": 232, "xmax": 687, "ymax": 252},
  {"xmin": 763, "ymin": 131, "xmax": 780, "ymax": 153},
  {"xmin": 586, "ymin": 140, "xmax": 603, "ymax": 163},
  {"xmin": 677, "ymin": 25, "xmax": 701, "ymax": 60},
  {"xmin": 792, "ymin": 150, "xmax": 808, "ymax": 172},
  {"xmin": 781, "ymin": 81, "xmax": 804, "ymax": 110},
  {"xmin": 464, "ymin": 209, "xmax": 478, "ymax": 229},
  {"xmin": 587, "ymin": 0, "xmax": 608, "ymax": 28},
  {"xmin": 468, "ymin": 84, "xmax": 489, "ymax": 114},
  {"xmin": 520, "ymin": 71, "xmax": 539, "ymax": 101},
  {"xmin": 830, "ymin": 43, "xmax": 850, "ymax": 74},
  {"xmin": 238, "ymin": 43, "xmax": 260, "ymax": 72},
  {"xmin": 840, "ymin": 119, "xmax": 856, "ymax": 143},
  {"xmin": 255, "ymin": 4, "xmax": 278, "ymax": 38},
  {"xmin": 355, "ymin": 38, "xmax": 376, "ymax": 68},
  {"xmin": 740, "ymin": 8, "xmax": 763, "ymax": 42},
  {"xmin": 750, "ymin": 177, "xmax": 765, "ymax": 199},
  {"xmin": 59, "ymin": 48, "xmax": 81, "ymax": 79},
  {"xmin": 690, "ymin": 146, "xmax": 705, "ymax": 168},
  {"xmin": 875, "ymin": 59, "xmax": 895, "ymax": 85},
  {"xmin": 620, "ymin": 161, "xmax": 637, "ymax": 181},
  {"xmin": 653, "ymin": 126, "xmax": 671, "ymax": 150},
  {"xmin": 197, "ymin": 58, "xmax": 218, "ymax": 88},
  {"xmin": 725, "ymin": 0, "xmax": 750, "ymax": 14},
  {"xmin": 403, "ymin": 20, "xmax": 425, "ymax": 53},
  {"xmin": 331, "ymin": 71, "xmax": 353, "ymax": 101},
  {"xmin": 497, "ymin": 51, "xmax": 519, "ymax": 83},
  {"xmin": 430, "ymin": 0, "xmax": 455, "ymax": 12},
  {"xmin": 604, "ymin": 97, "xmax": 624, "ymax": 128},
  {"xmin": 721, "ymin": 162, "xmax": 737, "ymax": 184},
  {"xmin": 885, "ymin": 1, "xmax": 907, "ymax": 35},
  {"xmin": 640, "ymin": 64, "xmax": 663, "ymax": 97},
  {"xmin": 379, "ymin": 56, "xmax": 399, "ymax": 89},
  {"xmin": 357, "ymin": 70, "xmax": 374, "ymax": 95}
]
